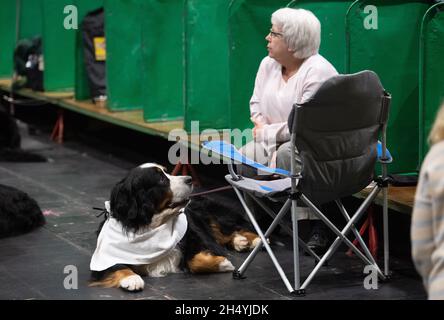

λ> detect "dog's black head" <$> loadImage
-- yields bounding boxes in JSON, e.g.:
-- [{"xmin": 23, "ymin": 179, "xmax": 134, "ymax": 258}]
[{"xmin": 109, "ymin": 163, "xmax": 193, "ymax": 233}]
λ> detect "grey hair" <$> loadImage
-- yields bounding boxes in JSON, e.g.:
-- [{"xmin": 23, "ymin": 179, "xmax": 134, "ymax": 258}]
[{"xmin": 271, "ymin": 8, "xmax": 321, "ymax": 59}]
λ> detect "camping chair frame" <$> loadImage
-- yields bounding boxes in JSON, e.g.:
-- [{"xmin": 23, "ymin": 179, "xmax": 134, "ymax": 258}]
[{"xmin": 206, "ymin": 72, "xmax": 392, "ymax": 295}]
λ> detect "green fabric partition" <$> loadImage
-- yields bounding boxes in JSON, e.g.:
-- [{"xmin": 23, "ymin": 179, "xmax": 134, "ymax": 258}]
[
  {"xmin": 0, "ymin": 0, "xmax": 16, "ymax": 78},
  {"xmin": 184, "ymin": 0, "xmax": 231, "ymax": 131},
  {"xmin": 42, "ymin": 0, "xmax": 76, "ymax": 91},
  {"xmin": 419, "ymin": 2, "xmax": 444, "ymax": 163},
  {"xmin": 18, "ymin": 0, "xmax": 43, "ymax": 40},
  {"xmin": 74, "ymin": 0, "xmax": 104, "ymax": 101},
  {"xmin": 346, "ymin": 0, "xmax": 431, "ymax": 174},
  {"xmin": 105, "ymin": 0, "xmax": 144, "ymax": 111},
  {"xmin": 228, "ymin": 0, "xmax": 291, "ymax": 133},
  {"xmin": 142, "ymin": 0, "xmax": 184, "ymax": 123}
]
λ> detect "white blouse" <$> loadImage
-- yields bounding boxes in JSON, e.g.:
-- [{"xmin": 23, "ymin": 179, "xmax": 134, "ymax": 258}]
[{"xmin": 250, "ymin": 54, "xmax": 338, "ymax": 144}]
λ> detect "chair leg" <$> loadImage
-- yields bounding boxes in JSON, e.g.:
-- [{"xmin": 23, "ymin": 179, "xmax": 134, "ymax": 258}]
[
  {"xmin": 171, "ymin": 161, "xmax": 182, "ymax": 175},
  {"xmin": 299, "ymin": 192, "xmax": 386, "ymax": 289},
  {"xmin": 382, "ymin": 186, "xmax": 390, "ymax": 278},
  {"xmin": 50, "ymin": 109, "xmax": 64, "ymax": 144},
  {"xmin": 339, "ymin": 207, "xmax": 383, "ymax": 277},
  {"xmin": 252, "ymin": 196, "xmax": 321, "ymax": 261},
  {"xmin": 171, "ymin": 161, "xmax": 201, "ymax": 187},
  {"xmin": 346, "ymin": 217, "xmax": 370, "ymax": 257},
  {"xmin": 186, "ymin": 163, "xmax": 202, "ymax": 186},
  {"xmin": 291, "ymin": 200, "xmax": 303, "ymax": 293},
  {"xmin": 182, "ymin": 163, "xmax": 188, "ymax": 176},
  {"xmin": 232, "ymin": 188, "xmax": 296, "ymax": 293},
  {"xmin": 369, "ymin": 212, "xmax": 378, "ymax": 259},
  {"xmin": 346, "ymin": 206, "xmax": 378, "ymax": 259}
]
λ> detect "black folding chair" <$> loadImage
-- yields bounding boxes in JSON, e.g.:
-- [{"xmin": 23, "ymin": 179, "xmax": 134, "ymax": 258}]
[{"xmin": 203, "ymin": 70, "xmax": 392, "ymax": 295}]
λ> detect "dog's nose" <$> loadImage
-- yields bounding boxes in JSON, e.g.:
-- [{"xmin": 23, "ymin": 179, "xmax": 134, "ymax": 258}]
[{"xmin": 184, "ymin": 176, "xmax": 193, "ymax": 185}]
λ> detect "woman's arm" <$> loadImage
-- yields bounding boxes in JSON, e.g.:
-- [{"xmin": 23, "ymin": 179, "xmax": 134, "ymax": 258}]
[
  {"xmin": 411, "ymin": 167, "xmax": 434, "ymax": 290},
  {"xmin": 411, "ymin": 143, "xmax": 444, "ymax": 295},
  {"xmin": 426, "ymin": 149, "xmax": 444, "ymax": 298},
  {"xmin": 254, "ymin": 122, "xmax": 289, "ymax": 143},
  {"xmin": 250, "ymin": 58, "xmax": 269, "ymax": 127}
]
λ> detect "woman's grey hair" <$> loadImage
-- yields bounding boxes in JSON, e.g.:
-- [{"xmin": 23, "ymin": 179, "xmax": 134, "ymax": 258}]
[
  {"xmin": 271, "ymin": 8, "xmax": 321, "ymax": 59},
  {"xmin": 429, "ymin": 102, "xmax": 444, "ymax": 146}
]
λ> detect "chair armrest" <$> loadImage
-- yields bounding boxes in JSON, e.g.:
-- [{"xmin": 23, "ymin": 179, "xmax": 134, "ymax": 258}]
[
  {"xmin": 202, "ymin": 140, "xmax": 291, "ymax": 177},
  {"xmin": 377, "ymin": 141, "xmax": 393, "ymax": 163}
]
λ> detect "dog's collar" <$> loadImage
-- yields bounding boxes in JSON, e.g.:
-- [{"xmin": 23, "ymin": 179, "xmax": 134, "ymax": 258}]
[{"xmin": 92, "ymin": 201, "xmax": 112, "ymax": 219}]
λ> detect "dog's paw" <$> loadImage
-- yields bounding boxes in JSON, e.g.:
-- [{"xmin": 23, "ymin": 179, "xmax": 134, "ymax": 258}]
[
  {"xmin": 218, "ymin": 258, "xmax": 235, "ymax": 272},
  {"xmin": 233, "ymin": 234, "xmax": 249, "ymax": 252},
  {"xmin": 250, "ymin": 237, "xmax": 262, "ymax": 249},
  {"xmin": 119, "ymin": 275, "xmax": 144, "ymax": 292}
]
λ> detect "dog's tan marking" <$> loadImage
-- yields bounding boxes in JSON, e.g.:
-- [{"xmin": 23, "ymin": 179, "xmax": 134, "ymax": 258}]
[
  {"xmin": 239, "ymin": 230, "xmax": 260, "ymax": 249},
  {"xmin": 231, "ymin": 230, "xmax": 261, "ymax": 251},
  {"xmin": 149, "ymin": 207, "xmax": 181, "ymax": 229},
  {"xmin": 210, "ymin": 222, "xmax": 235, "ymax": 246},
  {"xmin": 232, "ymin": 234, "xmax": 249, "ymax": 252},
  {"xmin": 89, "ymin": 268, "xmax": 137, "ymax": 288},
  {"xmin": 188, "ymin": 251, "xmax": 233, "ymax": 273},
  {"xmin": 211, "ymin": 223, "xmax": 260, "ymax": 251}
]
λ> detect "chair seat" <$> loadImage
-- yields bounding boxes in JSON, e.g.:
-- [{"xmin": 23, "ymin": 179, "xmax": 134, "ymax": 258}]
[{"xmin": 225, "ymin": 175, "xmax": 293, "ymax": 199}]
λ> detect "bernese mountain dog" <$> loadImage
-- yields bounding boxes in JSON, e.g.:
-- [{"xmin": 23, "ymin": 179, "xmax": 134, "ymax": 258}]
[
  {"xmin": 90, "ymin": 163, "xmax": 260, "ymax": 292},
  {"xmin": 0, "ymin": 184, "xmax": 45, "ymax": 239}
]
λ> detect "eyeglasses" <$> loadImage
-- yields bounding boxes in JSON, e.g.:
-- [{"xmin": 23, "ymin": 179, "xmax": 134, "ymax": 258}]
[{"xmin": 269, "ymin": 29, "xmax": 284, "ymax": 38}]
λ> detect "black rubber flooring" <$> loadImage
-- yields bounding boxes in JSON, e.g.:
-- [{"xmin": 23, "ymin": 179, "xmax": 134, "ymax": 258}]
[{"xmin": 0, "ymin": 119, "xmax": 427, "ymax": 300}]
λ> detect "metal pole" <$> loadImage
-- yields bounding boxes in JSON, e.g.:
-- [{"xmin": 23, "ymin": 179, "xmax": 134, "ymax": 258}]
[
  {"xmin": 382, "ymin": 124, "xmax": 390, "ymax": 276},
  {"xmin": 290, "ymin": 104, "xmax": 301, "ymax": 290},
  {"xmin": 10, "ymin": 0, "xmax": 22, "ymax": 115},
  {"xmin": 233, "ymin": 187, "xmax": 295, "ymax": 293}
]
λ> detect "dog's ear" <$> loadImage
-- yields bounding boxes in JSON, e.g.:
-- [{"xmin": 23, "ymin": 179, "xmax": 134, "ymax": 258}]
[
  {"xmin": 127, "ymin": 188, "xmax": 156, "ymax": 222},
  {"xmin": 109, "ymin": 179, "xmax": 130, "ymax": 219},
  {"xmin": 109, "ymin": 177, "xmax": 157, "ymax": 232}
]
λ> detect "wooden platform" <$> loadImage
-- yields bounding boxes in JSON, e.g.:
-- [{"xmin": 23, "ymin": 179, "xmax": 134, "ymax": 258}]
[
  {"xmin": 355, "ymin": 185, "xmax": 416, "ymax": 215},
  {"xmin": 0, "ymin": 78, "xmax": 183, "ymax": 139}
]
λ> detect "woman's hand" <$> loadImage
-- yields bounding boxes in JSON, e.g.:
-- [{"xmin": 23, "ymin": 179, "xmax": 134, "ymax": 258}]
[{"xmin": 252, "ymin": 121, "xmax": 264, "ymax": 139}]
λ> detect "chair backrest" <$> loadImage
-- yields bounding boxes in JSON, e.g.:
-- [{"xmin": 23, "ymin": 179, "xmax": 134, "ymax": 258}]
[{"xmin": 288, "ymin": 70, "xmax": 390, "ymax": 205}]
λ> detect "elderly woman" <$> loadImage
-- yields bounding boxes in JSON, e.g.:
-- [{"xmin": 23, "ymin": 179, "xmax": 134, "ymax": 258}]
[
  {"xmin": 412, "ymin": 103, "xmax": 444, "ymax": 300},
  {"xmin": 240, "ymin": 8, "xmax": 338, "ymax": 253},
  {"xmin": 242, "ymin": 8, "xmax": 337, "ymax": 166}
]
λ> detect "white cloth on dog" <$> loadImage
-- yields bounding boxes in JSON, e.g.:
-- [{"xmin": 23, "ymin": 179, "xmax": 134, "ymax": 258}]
[{"xmin": 90, "ymin": 201, "xmax": 187, "ymax": 271}]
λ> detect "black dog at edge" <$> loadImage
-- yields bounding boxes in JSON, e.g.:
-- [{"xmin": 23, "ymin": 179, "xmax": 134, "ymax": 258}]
[{"xmin": 0, "ymin": 102, "xmax": 46, "ymax": 238}]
